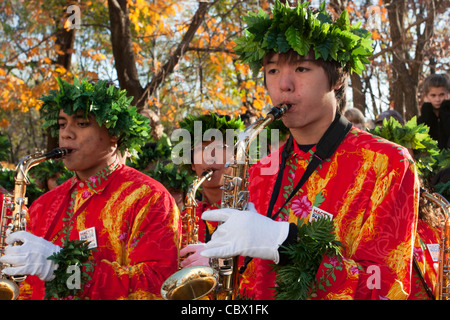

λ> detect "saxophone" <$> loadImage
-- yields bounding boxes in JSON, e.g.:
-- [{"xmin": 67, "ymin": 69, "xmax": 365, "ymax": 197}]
[
  {"xmin": 160, "ymin": 169, "xmax": 218, "ymax": 300},
  {"xmin": 422, "ymin": 191, "xmax": 450, "ymax": 300},
  {"xmin": 0, "ymin": 147, "xmax": 70, "ymax": 300},
  {"xmin": 160, "ymin": 103, "xmax": 290, "ymax": 300},
  {"xmin": 214, "ymin": 103, "xmax": 290, "ymax": 300}
]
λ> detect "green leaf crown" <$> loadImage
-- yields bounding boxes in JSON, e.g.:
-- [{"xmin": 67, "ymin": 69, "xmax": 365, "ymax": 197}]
[
  {"xmin": 40, "ymin": 77, "xmax": 151, "ymax": 154},
  {"xmin": 178, "ymin": 113, "xmax": 245, "ymax": 149},
  {"xmin": 234, "ymin": 0, "xmax": 374, "ymax": 75}
]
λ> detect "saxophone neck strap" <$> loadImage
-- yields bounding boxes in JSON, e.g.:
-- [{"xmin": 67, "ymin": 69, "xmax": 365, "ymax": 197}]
[{"xmin": 266, "ymin": 112, "xmax": 352, "ymax": 221}]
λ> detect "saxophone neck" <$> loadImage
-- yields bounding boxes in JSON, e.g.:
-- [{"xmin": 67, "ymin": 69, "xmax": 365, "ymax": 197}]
[
  {"xmin": 235, "ymin": 103, "xmax": 291, "ymax": 162},
  {"xmin": 14, "ymin": 148, "xmax": 71, "ymax": 185},
  {"xmin": 185, "ymin": 170, "xmax": 214, "ymax": 209}
]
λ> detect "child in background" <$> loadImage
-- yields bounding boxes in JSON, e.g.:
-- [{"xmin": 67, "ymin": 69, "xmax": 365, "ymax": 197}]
[{"xmin": 418, "ymin": 74, "xmax": 450, "ymax": 149}]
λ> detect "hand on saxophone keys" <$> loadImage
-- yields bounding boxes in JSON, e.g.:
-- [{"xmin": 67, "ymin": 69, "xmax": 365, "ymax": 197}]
[
  {"xmin": 179, "ymin": 243, "xmax": 210, "ymax": 268},
  {"xmin": 200, "ymin": 203, "xmax": 290, "ymax": 264},
  {"xmin": 0, "ymin": 231, "xmax": 61, "ymax": 281}
]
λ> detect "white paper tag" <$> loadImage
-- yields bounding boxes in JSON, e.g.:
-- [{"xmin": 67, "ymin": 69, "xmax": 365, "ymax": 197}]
[
  {"xmin": 309, "ymin": 206, "xmax": 334, "ymax": 222},
  {"xmin": 79, "ymin": 227, "xmax": 97, "ymax": 249},
  {"xmin": 426, "ymin": 243, "xmax": 439, "ymax": 262}
]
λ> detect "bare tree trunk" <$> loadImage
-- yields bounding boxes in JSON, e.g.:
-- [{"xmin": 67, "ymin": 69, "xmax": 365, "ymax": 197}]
[
  {"xmin": 108, "ymin": 0, "xmax": 145, "ymax": 105},
  {"xmin": 47, "ymin": 3, "xmax": 78, "ymax": 151},
  {"xmin": 386, "ymin": 0, "xmax": 436, "ymax": 120},
  {"xmin": 141, "ymin": 1, "xmax": 217, "ymax": 106},
  {"xmin": 350, "ymin": 73, "xmax": 367, "ymax": 114},
  {"xmin": 386, "ymin": 0, "xmax": 407, "ymax": 118},
  {"xmin": 108, "ymin": 0, "xmax": 216, "ymax": 140},
  {"xmin": 328, "ymin": 0, "xmax": 367, "ymax": 114}
]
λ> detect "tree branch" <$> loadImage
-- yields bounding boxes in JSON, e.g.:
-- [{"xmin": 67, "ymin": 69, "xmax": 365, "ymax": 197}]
[{"xmin": 138, "ymin": 0, "xmax": 218, "ymax": 108}]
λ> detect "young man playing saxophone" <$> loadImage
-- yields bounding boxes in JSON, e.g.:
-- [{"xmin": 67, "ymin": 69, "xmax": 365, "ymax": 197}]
[
  {"xmin": 0, "ymin": 78, "xmax": 180, "ymax": 300},
  {"xmin": 199, "ymin": 1, "xmax": 419, "ymax": 300}
]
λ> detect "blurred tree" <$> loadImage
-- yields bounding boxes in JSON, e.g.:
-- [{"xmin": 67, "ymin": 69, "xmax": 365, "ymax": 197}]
[{"xmin": 0, "ymin": 0, "xmax": 448, "ymax": 163}]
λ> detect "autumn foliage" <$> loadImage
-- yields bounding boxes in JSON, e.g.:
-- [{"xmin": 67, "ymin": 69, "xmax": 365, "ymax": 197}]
[{"xmin": 0, "ymin": 0, "xmax": 448, "ymax": 162}]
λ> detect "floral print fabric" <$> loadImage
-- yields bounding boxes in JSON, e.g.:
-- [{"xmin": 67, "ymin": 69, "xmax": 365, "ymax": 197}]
[
  {"xmin": 19, "ymin": 163, "xmax": 180, "ymax": 300},
  {"xmin": 239, "ymin": 128, "xmax": 419, "ymax": 300}
]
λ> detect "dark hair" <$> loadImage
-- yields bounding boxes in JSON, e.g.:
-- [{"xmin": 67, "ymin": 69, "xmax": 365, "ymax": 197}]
[
  {"xmin": 375, "ymin": 109, "xmax": 404, "ymax": 125},
  {"xmin": 263, "ymin": 49, "xmax": 349, "ymax": 112},
  {"xmin": 421, "ymin": 73, "xmax": 450, "ymax": 95}
]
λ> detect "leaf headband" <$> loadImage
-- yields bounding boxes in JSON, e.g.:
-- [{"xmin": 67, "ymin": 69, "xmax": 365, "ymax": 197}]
[
  {"xmin": 234, "ymin": 0, "xmax": 374, "ymax": 75},
  {"xmin": 178, "ymin": 113, "xmax": 245, "ymax": 149},
  {"xmin": 40, "ymin": 77, "xmax": 151, "ymax": 154}
]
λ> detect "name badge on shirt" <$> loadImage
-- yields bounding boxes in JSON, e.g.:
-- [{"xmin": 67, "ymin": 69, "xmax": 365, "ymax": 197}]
[
  {"xmin": 309, "ymin": 206, "xmax": 334, "ymax": 222},
  {"xmin": 79, "ymin": 227, "xmax": 97, "ymax": 249},
  {"xmin": 426, "ymin": 243, "xmax": 439, "ymax": 262}
]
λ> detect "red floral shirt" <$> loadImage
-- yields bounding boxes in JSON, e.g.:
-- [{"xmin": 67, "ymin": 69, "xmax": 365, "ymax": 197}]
[
  {"xmin": 239, "ymin": 128, "xmax": 419, "ymax": 300},
  {"xmin": 19, "ymin": 162, "xmax": 180, "ymax": 300}
]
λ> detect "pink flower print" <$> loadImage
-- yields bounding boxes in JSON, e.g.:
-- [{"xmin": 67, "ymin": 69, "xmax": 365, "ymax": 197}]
[
  {"xmin": 350, "ymin": 266, "xmax": 359, "ymax": 276},
  {"xmin": 329, "ymin": 256, "xmax": 340, "ymax": 267},
  {"xmin": 413, "ymin": 246, "xmax": 424, "ymax": 262},
  {"xmin": 81, "ymin": 190, "xmax": 91, "ymax": 199},
  {"xmin": 288, "ymin": 171, "xmax": 295, "ymax": 182},
  {"xmin": 291, "ymin": 196, "xmax": 312, "ymax": 218},
  {"xmin": 89, "ymin": 176, "xmax": 98, "ymax": 184},
  {"xmin": 278, "ymin": 213, "xmax": 289, "ymax": 222},
  {"xmin": 131, "ymin": 237, "xmax": 139, "ymax": 248},
  {"xmin": 118, "ymin": 232, "xmax": 127, "ymax": 241}
]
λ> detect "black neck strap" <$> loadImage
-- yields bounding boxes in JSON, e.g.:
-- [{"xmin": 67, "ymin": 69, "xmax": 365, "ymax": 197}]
[
  {"xmin": 266, "ymin": 113, "xmax": 352, "ymax": 221},
  {"xmin": 239, "ymin": 113, "xmax": 352, "ymax": 275}
]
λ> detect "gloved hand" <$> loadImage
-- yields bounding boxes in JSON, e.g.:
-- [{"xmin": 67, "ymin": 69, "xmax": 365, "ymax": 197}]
[
  {"xmin": 0, "ymin": 231, "xmax": 61, "ymax": 281},
  {"xmin": 201, "ymin": 203, "xmax": 289, "ymax": 264},
  {"xmin": 180, "ymin": 243, "xmax": 210, "ymax": 268}
]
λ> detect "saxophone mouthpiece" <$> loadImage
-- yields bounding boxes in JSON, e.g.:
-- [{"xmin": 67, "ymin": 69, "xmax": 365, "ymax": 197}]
[
  {"xmin": 202, "ymin": 169, "xmax": 214, "ymax": 181},
  {"xmin": 45, "ymin": 147, "xmax": 71, "ymax": 160},
  {"xmin": 268, "ymin": 104, "xmax": 291, "ymax": 120}
]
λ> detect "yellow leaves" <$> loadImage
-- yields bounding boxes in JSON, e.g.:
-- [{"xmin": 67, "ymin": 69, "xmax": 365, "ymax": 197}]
[
  {"xmin": 0, "ymin": 118, "xmax": 10, "ymax": 128},
  {"xmin": 128, "ymin": 0, "xmax": 179, "ymax": 37},
  {"xmin": 371, "ymin": 31, "xmax": 381, "ymax": 41},
  {"xmin": 91, "ymin": 52, "xmax": 106, "ymax": 61}
]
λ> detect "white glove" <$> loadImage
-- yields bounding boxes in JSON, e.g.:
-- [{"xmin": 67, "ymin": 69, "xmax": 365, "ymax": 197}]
[
  {"xmin": 180, "ymin": 243, "xmax": 210, "ymax": 268},
  {"xmin": 201, "ymin": 203, "xmax": 290, "ymax": 264},
  {"xmin": 0, "ymin": 231, "xmax": 61, "ymax": 281}
]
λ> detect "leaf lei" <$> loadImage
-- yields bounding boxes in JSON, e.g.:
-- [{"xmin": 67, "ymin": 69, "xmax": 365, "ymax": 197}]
[
  {"xmin": 44, "ymin": 239, "xmax": 95, "ymax": 300},
  {"xmin": 40, "ymin": 77, "xmax": 151, "ymax": 155},
  {"xmin": 272, "ymin": 217, "xmax": 343, "ymax": 300},
  {"xmin": 368, "ymin": 116, "xmax": 441, "ymax": 178},
  {"xmin": 143, "ymin": 161, "xmax": 195, "ymax": 192},
  {"xmin": 234, "ymin": 0, "xmax": 373, "ymax": 75}
]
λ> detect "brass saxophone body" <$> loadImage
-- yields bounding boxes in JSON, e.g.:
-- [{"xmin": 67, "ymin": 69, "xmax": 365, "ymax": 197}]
[
  {"xmin": 422, "ymin": 191, "xmax": 450, "ymax": 300},
  {"xmin": 0, "ymin": 148, "xmax": 70, "ymax": 300},
  {"xmin": 215, "ymin": 103, "xmax": 290, "ymax": 300}
]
